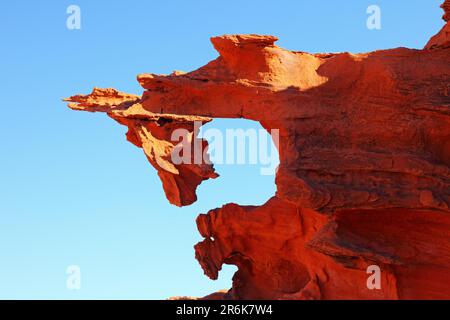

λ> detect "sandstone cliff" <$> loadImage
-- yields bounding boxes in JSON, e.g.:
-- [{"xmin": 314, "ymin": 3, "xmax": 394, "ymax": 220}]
[{"xmin": 65, "ymin": 2, "xmax": 450, "ymax": 299}]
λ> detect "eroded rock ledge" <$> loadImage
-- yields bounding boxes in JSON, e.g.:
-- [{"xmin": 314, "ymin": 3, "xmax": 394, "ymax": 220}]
[{"xmin": 66, "ymin": 2, "xmax": 450, "ymax": 299}]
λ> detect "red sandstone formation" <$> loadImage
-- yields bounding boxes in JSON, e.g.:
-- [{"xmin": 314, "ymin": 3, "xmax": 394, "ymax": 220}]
[
  {"xmin": 65, "ymin": 2, "xmax": 450, "ymax": 299},
  {"xmin": 66, "ymin": 88, "xmax": 217, "ymax": 206},
  {"xmin": 426, "ymin": 0, "xmax": 450, "ymax": 49}
]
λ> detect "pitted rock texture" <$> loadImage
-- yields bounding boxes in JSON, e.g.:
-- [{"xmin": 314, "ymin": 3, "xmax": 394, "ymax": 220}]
[{"xmin": 66, "ymin": 2, "xmax": 450, "ymax": 299}]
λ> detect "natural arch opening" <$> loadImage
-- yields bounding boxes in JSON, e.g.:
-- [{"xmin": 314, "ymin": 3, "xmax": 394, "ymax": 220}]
[
  {"xmin": 197, "ymin": 118, "xmax": 280, "ymax": 207},
  {"xmin": 189, "ymin": 118, "xmax": 280, "ymax": 298}
]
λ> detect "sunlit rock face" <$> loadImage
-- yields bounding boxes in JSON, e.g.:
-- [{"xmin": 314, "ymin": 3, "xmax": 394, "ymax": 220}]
[
  {"xmin": 426, "ymin": 0, "xmax": 450, "ymax": 49},
  {"xmin": 66, "ymin": 2, "xmax": 450, "ymax": 300}
]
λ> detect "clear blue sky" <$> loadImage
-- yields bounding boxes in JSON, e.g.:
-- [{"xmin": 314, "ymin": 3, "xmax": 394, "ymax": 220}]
[{"xmin": 0, "ymin": 1, "xmax": 444, "ymax": 299}]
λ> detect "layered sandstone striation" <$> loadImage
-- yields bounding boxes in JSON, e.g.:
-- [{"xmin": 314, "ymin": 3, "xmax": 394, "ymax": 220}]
[{"xmin": 66, "ymin": 2, "xmax": 450, "ymax": 299}]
